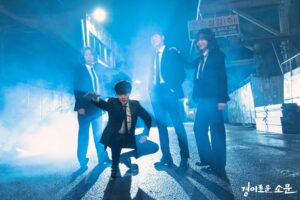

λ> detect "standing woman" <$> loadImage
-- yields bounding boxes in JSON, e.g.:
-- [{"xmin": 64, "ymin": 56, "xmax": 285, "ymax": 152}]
[{"xmin": 192, "ymin": 28, "xmax": 230, "ymax": 172}]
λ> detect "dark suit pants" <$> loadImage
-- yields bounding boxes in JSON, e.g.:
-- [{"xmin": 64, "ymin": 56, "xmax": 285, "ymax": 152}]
[
  {"xmin": 151, "ymin": 86, "xmax": 190, "ymax": 162},
  {"xmin": 111, "ymin": 134, "xmax": 130, "ymax": 170},
  {"xmin": 120, "ymin": 136, "xmax": 159, "ymax": 160},
  {"xmin": 77, "ymin": 113, "xmax": 107, "ymax": 166},
  {"xmin": 194, "ymin": 98, "xmax": 226, "ymax": 169}
]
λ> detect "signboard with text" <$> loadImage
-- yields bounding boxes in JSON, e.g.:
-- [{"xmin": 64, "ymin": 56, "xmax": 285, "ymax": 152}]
[{"xmin": 188, "ymin": 15, "xmax": 240, "ymax": 40}]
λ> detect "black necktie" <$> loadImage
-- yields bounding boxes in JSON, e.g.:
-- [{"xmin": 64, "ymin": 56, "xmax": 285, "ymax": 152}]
[
  {"xmin": 123, "ymin": 105, "xmax": 129, "ymax": 134},
  {"xmin": 196, "ymin": 60, "xmax": 204, "ymax": 80},
  {"xmin": 91, "ymin": 66, "xmax": 99, "ymax": 93},
  {"xmin": 155, "ymin": 52, "xmax": 160, "ymax": 84}
]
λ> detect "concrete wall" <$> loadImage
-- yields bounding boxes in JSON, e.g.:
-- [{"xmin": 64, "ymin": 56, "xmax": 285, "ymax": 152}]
[
  {"xmin": 250, "ymin": 76, "xmax": 284, "ymax": 107},
  {"xmin": 227, "ymin": 82, "xmax": 255, "ymax": 124},
  {"xmin": 227, "ymin": 75, "xmax": 284, "ymax": 125}
]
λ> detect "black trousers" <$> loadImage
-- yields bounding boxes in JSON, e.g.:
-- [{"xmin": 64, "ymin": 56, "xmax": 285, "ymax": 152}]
[
  {"xmin": 77, "ymin": 112, "xmax": 107, "ymax": 166},
  {"xmin": 111, "ymin": 134, "xmax": 129, "ymax": 170},
  {"xmin": 194, "ymin": 98, "xmax": 226, "ymax": 168},
  {"xmin": 111, "ymin": 134, "xmax": 159, "ymax": 170},
  {"xmin": 150, "ymin": 85, "xmax": 190, "ymax": 162},
  {"xmin": 121, "ymin": 135, "xmax": 159, "ymax": 160}
]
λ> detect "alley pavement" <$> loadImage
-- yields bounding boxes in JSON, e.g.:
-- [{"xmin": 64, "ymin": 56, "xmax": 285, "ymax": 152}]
[{"xmin": 0, "ymin": 123, "xmax": 299, "ymax": 200}]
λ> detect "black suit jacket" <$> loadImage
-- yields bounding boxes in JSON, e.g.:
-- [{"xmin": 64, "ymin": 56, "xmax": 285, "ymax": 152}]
[
  {"xmin": 73, "ymin": 64, "xmax": 106, "ymax": 116},
  {"xmin": 149, "ymin": 46, "xmax": 186, "ymax": 99},
  {"xmin": 94, "ymin": 98, "xmax": 152, "ymax": 149},
  {"xmin": 192, "ymin": 48, "xmax": 230, "ymax": 103}
]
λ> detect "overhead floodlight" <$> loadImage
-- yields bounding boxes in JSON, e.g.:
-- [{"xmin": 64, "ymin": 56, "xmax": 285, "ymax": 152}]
[{"xmin": 93, "ymin": 8, "xmax": 107, "ymax": 22}]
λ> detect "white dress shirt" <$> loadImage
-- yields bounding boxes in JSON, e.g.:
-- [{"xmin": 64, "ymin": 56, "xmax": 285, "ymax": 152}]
[
  {"xmin": 85, "ymin": 64, "xmax": 100, "ymax": 94},
  {"xmin": 118, "ymin": 103, "xmax": 132, "ymax": 134},
  {"xmin": 153, "ymin": 45, "xmax": 166, "ymax": 84}
]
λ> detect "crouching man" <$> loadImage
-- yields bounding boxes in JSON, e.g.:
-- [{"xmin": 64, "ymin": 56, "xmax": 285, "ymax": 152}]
[{"xmin": 86, "ymin": 80, "xmax": 152, "ymax": 179}]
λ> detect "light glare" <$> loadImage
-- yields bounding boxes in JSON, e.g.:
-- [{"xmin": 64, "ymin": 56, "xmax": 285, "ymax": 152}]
[{"xmin": 93, "ymin": 8, "xmax": 107, "ymax": 22}]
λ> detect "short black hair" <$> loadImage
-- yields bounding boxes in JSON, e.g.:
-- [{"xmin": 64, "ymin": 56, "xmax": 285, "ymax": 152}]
[
  {"xmin": 80, "ymin": 47, "xmax": 97, "ymax": 64},
  {"xmin": 81, "ymin": 47, "xmax": 97, "ymax": 57},
  {"xmin": 114, "ymin": 81, "xmax": 132, "ymax": 95},
  {"xmin": 151, "ymin": 31, "xmax": 165, "ymax": 37}
]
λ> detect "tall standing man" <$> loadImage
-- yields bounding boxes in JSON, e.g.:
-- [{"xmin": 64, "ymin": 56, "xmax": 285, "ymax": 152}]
[
  {"xmin": 149, "ymin": 33, "xmax": 190, "ymax": 169},
  {"xmin": 73, "ymin": 47, "xmax": 109, "ymax": 169}
]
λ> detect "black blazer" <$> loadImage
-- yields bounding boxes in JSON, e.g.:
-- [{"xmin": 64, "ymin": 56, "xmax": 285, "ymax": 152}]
[
  {"xmin": 149, "ymin": 46, "xmax": 186, "ymax": 99},
  {"xmin": 192, "ymin": 48, "xmax": 230, "ymax": 103},
  {"xmin": 94, "ymin": 98, "xmax": 152, "ymax": 149},
  {"xmin": 73, "ymin": 64, "xmax": 106, "ymax": 116}
]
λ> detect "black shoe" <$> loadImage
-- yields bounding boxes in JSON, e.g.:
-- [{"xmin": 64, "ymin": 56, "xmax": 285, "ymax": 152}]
[
  {"xmin": 195, "ymin": 161, "xmax": 210, "ymax": 167},
  {"xmin": 110, "ymin": 173, "xmax": 117, "ymax": 179},
  {"xmin": 176, "ymin": 160, "xmax": 189, "ymax": 176},
  {"xmin": 205, "ymin": 165, "xmax": 226, "ymax": 174},
  {"xmin": 110, "ymin": 168, "xmax": 120, "ymax": 179},
  {"xmin": 154, "ymin": 159, "xmax": 174, "ymax": 168},
  {"xmin": 121, "ymin": 157, "xmax": 132, "ymax": 169},
  {"xmin": 201, "ymin": 165, "xmax": 215, "ymax": 173},
  {"xmin": 179, "ymin": 160, "xmax": 189, "ymax": 171},
  {"xmin": 214, "ymin": 166, "xmax": 226, "ymax": 175},
  {"xmin": 130, "ymin": 164, "xmax": 139, "ymax": 175}
]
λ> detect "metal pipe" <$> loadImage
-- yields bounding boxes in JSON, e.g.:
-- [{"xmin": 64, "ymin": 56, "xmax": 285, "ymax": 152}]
[
  {"xmin": 232, "ymin": 9, "xmax": 280, "ymax": 36},
  {"xmin": 189, "ymin": 0, "xmax": 203, "ymax": 56},
  {"xmin": 196, "ymin": 0, "xmax": 203, "ymax": 20},
  {"xmin": 280, "ymin": 52, "xmax": 300, "ymax": 66},
  {"xmin": 81, "ymin": 19, "xmax": 86, "ymax": 48}
]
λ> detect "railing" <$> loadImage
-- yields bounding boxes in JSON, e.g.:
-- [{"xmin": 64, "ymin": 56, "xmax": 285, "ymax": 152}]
[
  {"xmin": 280, "ymin": 53, "xmax": 300, "ymax": 104},
  {"xmin": 280, "ymin": 52, "xmax": 300, "ymax": 74}
]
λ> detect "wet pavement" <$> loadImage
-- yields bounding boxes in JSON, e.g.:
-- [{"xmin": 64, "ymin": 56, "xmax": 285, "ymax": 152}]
[{"xmin": 0, "ymin": 123, "xmax": 299, "ymax": 200}]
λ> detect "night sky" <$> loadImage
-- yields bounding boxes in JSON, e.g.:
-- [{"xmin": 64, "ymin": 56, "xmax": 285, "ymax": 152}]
[
  {"xmin": 1, "ymin": 0, "xmax": 255, "ymax": 92},
  {"xmin": 1, "ymin": 0, "xmax": 197, "ymax": 54},
  {"xmin": 101, "ymin": 0, "xmax": 198, "ymax": 54}
]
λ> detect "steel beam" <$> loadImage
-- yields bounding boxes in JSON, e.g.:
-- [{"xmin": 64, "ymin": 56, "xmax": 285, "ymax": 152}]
[
  {"xmin": 200, "ymin": 0, "xmax": 281, "ymax": 14},
  {"xmin": 232, "ymin": 9, "xmax": 280, "ymax": 36}
]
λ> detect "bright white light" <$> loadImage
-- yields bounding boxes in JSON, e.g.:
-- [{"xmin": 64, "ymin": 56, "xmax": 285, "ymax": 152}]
[
  {"xmin": 93, "ymin": 8, "xmax": 107, "ymax": 22},
  {"xmin": 134, "ymin": 80, "xmax": 141, "ymax": 84}
]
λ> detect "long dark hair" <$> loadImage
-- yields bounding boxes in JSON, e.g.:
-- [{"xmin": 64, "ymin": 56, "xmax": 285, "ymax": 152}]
[{"xmin": 195, "ymin": 28, "xmax": 218, "ymax": 50}]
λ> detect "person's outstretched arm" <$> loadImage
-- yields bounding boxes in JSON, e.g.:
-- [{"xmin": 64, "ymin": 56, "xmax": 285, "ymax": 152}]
[{"xmin": 85, "ymin": 92, "xmax": 113, "ymax": 111}]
